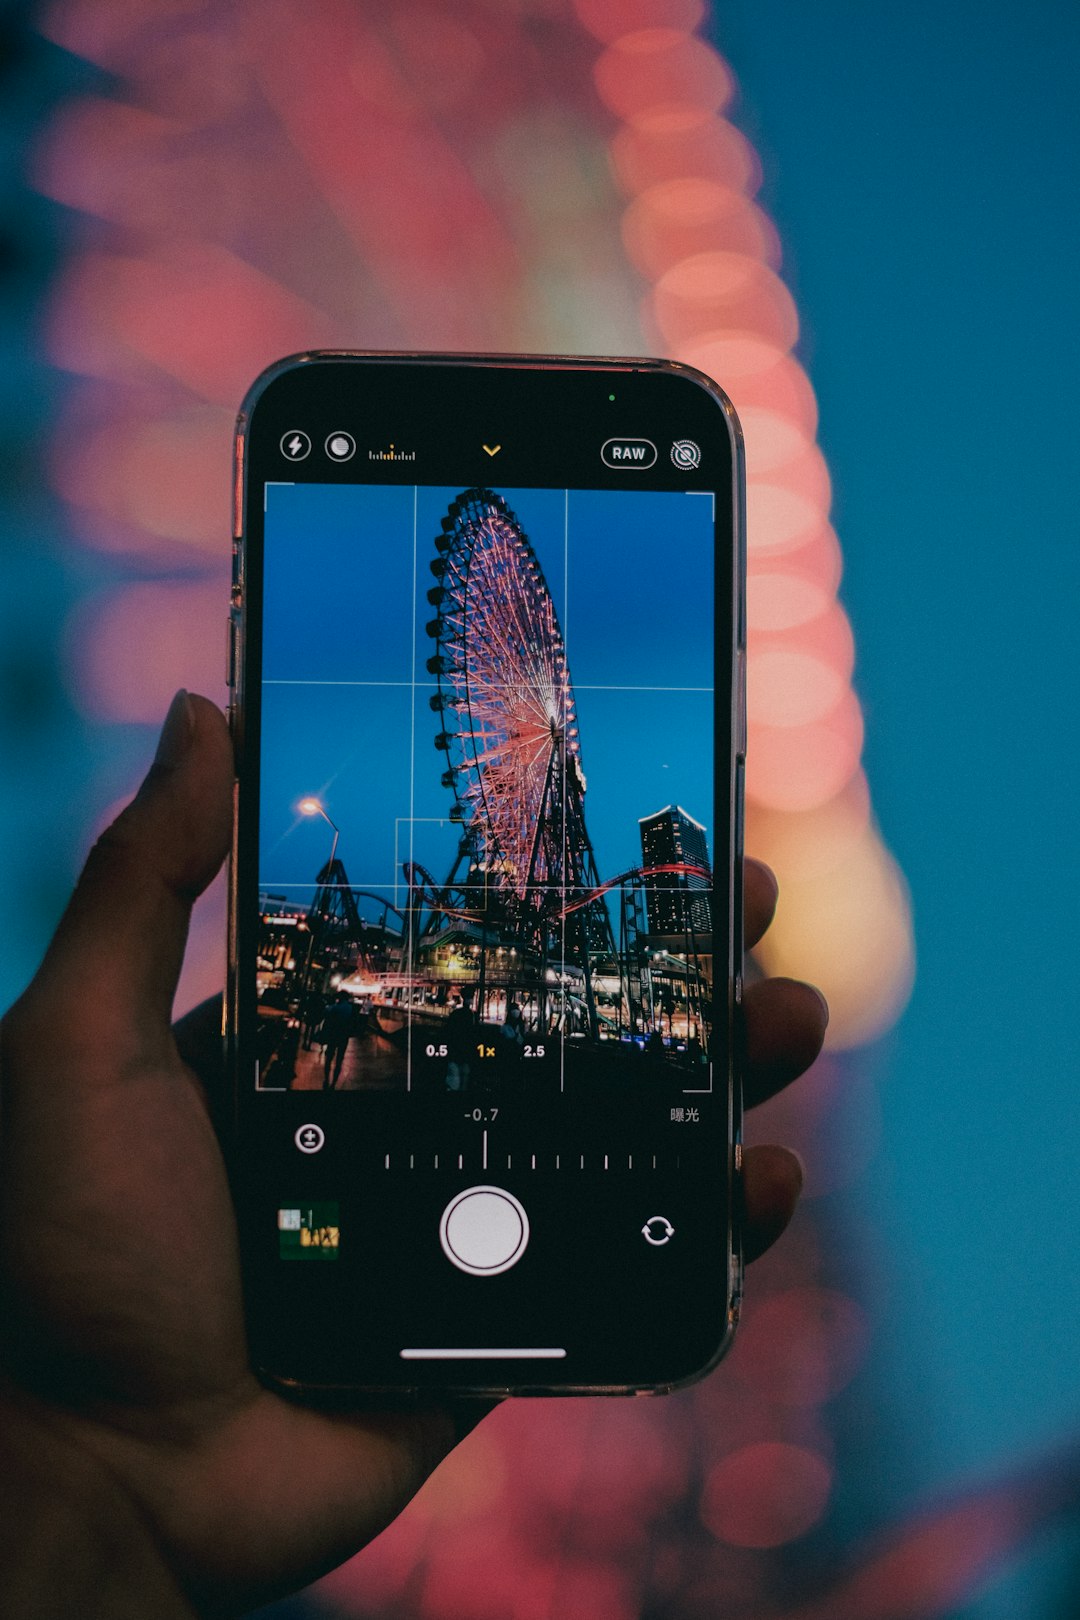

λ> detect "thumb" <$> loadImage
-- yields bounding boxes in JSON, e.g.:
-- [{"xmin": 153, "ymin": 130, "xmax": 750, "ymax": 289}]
[{"xmin": 27, "ymin": 692, "xmax": 234, "ymax": 1058}]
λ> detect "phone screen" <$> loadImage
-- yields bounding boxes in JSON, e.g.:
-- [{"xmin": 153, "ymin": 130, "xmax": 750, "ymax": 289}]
[{"xmin": 230, "ymin": 356, "xmax": 744, "ymax": 1393}]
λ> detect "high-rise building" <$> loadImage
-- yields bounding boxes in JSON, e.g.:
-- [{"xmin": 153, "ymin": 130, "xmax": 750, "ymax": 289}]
[{"xmin": 638, "ymin": 806, "xmax": 712, "ymax": 936}]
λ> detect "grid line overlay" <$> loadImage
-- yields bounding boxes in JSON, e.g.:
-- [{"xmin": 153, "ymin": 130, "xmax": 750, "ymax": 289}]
[
  {"xmin": 258, "ymin": 481, "xmax": 717, "ymax": 1090},
  {"xmin": 407, "ymin": 483, "xmax": 418, "ymax": 1092},
  {"xmin": 561, "ymin": 487, "xmax": 569, "ymax": 1094},
  {"xmin": 263, "ymin": 680, "xmax": 712, "ymax": 692}
]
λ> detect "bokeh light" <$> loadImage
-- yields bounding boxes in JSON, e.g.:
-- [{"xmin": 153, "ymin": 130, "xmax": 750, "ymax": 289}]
[
  {"xmin": 19, "ymin": 2, "xmax": 935, "ymax": 1615},
  {"xmin": 610, "ymin": 111, "xmax": 761, "ymax": 195},
  {"xmin": 702, "ymin": 1441, "xmax": 833, "ymax": 1548},
  {"xmin": 753, "ymin": 816, "xmax": 916, "ymax": 1049},
  {"xmin": 650, "ymin": 249, "xmax": 800, "ymax": 350},
  {"xmin": 574, "ymin": 0, "xmax": 707, "ymax": 44},
  {"xmin": 748, "ymin": 647, "xmax": 846, "ymax": 729},
  {"xmin": 594, "ymin": 29, "xmax": 735, "ymax": 128},
  {"xmin": 622, "ymin": 178, "xmax": 779, "ymax": 281},
  {"xmin": 66, "ymin": 579, "xmax": 223, "ymax": 723},
  {"xmin": 593, "ymin": 0, "xmax": 914, "ymax": 1037},
  {"xmin": 726, "ymin": 1287, "xmax": 871, "ymax": 1406},
  {"xmin": 681, "ymin": 331, "xmax": 818, "ymax": 429},
  {"xmin": 48, "ymin": 408, "xmax": 232, "ymax": 558},
  {"xmin": 747, "ymin": 570, "xmax": 833, "ymax": 632},
  {"xmin": 745, "ymin": 482, "xmax": 823, "ymax": 556},
  {"xmin": 747, "ymin": 687, "xmax": 864, "ymax": 813}
]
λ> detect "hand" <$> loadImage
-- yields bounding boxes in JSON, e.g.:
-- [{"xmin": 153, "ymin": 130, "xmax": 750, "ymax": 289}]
[{"xmin": 0, "ymin": 693, "xmax": 827, "ymax": 1617}]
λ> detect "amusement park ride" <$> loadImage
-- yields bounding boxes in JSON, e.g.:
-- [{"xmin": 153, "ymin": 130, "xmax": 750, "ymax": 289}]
[{"xmin": 260, "ymin": 488, "xmax": 714, "ymax": 1081}]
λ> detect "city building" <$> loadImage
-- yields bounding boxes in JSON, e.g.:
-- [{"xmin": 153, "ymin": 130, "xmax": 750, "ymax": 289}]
[{"xmin": 638, "ymin": 805, "xmax": 712, "ymax": 936}]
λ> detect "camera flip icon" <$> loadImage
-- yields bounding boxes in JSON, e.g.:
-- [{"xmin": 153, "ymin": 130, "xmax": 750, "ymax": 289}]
[{"xmin": 641, "ymin": 1215, "xmax": 675, "ymax": 1246}]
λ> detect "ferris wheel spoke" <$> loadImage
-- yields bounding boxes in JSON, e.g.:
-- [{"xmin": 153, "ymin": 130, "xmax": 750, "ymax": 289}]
[{"xmin": 430, "ymin": 488, "xmax": 595, "ymax": 914}]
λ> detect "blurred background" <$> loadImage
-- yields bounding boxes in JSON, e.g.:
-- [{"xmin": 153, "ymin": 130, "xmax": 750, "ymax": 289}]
[{"xmin": 1, "ymin": 1, "xmax": 1077, "ymax": 1615}]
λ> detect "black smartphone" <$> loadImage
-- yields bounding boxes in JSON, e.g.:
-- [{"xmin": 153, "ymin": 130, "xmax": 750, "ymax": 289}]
[{"xmin": 227, "ymin": 352, "xmax": 746, "ymax": 1396}]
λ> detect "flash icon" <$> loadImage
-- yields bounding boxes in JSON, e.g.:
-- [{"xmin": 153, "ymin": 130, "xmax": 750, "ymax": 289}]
[{"xmin": 280, "ymin": 430, "xmax": 311, "ymax": 461}]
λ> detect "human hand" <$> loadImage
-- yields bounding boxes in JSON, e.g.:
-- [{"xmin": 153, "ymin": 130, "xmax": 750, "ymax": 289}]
[{"xmin": 0, "ymin": 693, "xmax": 826, "ymax": 1617}]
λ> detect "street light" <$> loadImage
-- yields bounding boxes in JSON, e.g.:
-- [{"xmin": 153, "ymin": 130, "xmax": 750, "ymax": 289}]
[
  {"xmin": 297, "ymin": 796, "xmax": 340, "ymax": 1047},
  {"xmin": 299, "ymin": 796, "xmax": 340, "ymax": 875}
]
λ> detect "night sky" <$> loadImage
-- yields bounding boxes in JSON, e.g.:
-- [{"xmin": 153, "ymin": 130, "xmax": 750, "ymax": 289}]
[{"xmin": 260, "ymin": 483, "xmax": 715, "ymax": 911}]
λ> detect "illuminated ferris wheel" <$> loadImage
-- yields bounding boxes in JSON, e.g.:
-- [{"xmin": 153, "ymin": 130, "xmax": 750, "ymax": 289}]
[{"xmin": 424, "ymin": 488, "xmax": 608, "ymax": 953}]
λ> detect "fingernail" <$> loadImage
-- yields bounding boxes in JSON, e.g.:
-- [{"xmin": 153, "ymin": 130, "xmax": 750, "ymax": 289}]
[{"xmin": 154, "ymin": 690, "xmax": 194, "ymax": 768}]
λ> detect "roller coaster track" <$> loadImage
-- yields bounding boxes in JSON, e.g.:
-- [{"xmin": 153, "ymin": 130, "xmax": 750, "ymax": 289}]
[{"xmin": 558, "ymin": 862, "xmax": 710, "ymax": 918}]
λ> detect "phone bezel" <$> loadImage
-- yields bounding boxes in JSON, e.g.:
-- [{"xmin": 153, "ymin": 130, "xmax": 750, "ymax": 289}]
[{"xmin": 227, "ymin": 351, "xmax": 746, "ymax": 1398}]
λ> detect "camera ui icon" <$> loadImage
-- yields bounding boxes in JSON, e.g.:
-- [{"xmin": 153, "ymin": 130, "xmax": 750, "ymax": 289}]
[
  {"xmin": 294, "ymin": 1123, "xmax": 325, "ymax": 1154},
  {"xmin": 642, "ymin": 1215, "xmax": 675, "ymax": 1246}
]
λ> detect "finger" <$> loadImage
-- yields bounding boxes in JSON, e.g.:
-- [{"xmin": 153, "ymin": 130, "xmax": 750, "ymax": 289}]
[
  {"xmin": 171, "ymin": 994, "xmax": 229, "ymax": 1134},
  {"xmin": 173, "ymin": 995, "xmax": 226, "ymax": 1097},
  {"xmin": 744, "ymin": 858, "xmax": 778, "ymax": 950},
  {"xmin": 162, "ymin": 1395, "xmax": 490, "ymax": 1609},
  {"xmin": 743, "ymin": 976, "xmax": 828, "ymax": 1109},
  {"xmin": 16, "ymin": 693, "xmax": 233, "ymax": 1065},
  {"xmin": 742, "ymin": 1143, "xmax": 803, "ymax": 1263}
]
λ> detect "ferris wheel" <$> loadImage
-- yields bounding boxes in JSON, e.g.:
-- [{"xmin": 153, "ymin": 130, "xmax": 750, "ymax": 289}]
[{"xmin": 425, "ymin": 488, "xmax": 605, "ymax": 948}]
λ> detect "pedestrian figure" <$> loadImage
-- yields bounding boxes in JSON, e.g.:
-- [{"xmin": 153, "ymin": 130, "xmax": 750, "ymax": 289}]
[
  {"xmin": 320, "ymin": 990, "xmax": 355, "ymax": 1089},
  {"xmin": 498, "ymin": 1001, "xmax": 525, "ymax": 1089},
  {"xmin": 301, "ymin": 987, "xmax": 326, "ymax": 1051},
  {"xmin": 445, "ymin": 993, "xmax": 476, "ymax": 1092}
]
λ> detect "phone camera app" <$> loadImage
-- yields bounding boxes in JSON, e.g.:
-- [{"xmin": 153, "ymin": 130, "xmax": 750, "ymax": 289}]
[{"xmin": 256, "ymin": 483, "xmax": 714, "ymax": 1103}]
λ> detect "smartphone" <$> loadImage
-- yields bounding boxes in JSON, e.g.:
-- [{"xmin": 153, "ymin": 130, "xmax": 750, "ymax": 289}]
[{"xmin": 227, "ymin": 352, "xmax": 746, "ymax": 1397}]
